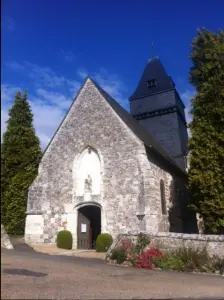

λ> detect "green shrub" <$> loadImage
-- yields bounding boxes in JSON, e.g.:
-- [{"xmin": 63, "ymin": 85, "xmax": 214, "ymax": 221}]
[
  {"xmin": 96, "ymin": 233, "xmax": 113, "ymax": 252},
  {"xmin": 134, "ymin": 233, "xmax": 151, "ymax": 254},
  {"xmin": 56, "ymin": 230, "xmax": 73, "ymax": 250},
  {"xmin": 111, "ymin": 248, "xmax": 127, "ymax": 264},
  {"xmin": 152, "ymin": 252, "xmax": 185, "ymax": 271},
  {"xmin": 175, "ymin": 247, "xmax": 211, "ymax": 272},
  {"xmin": 152, "ymin": 247, "xmax": 213, "ymax": 273}
]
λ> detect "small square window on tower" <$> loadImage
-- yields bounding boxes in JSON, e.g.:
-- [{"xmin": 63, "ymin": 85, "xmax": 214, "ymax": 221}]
[{"xmin": 146, "ymin": 79, "xmax": 156, "ymax": 88}]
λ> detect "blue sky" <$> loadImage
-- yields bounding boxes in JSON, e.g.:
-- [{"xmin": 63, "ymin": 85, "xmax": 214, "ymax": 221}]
[{"xmin": 2, "ymin": 0, "xmax": 224, "ymax": 149}]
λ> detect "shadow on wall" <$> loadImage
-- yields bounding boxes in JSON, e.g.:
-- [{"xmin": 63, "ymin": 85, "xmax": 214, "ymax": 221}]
[
  {"xmin": 145, "ymin": 147, "xmax": 198, "ymax": 234},
  {"xmin": 168, "ymin": 179, "xmax": 198, "ymax": 234}
]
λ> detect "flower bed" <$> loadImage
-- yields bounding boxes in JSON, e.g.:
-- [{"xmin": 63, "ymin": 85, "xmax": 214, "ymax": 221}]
[{"xmin": 107, "ymin": 233, "xmax": 224, "ymax": 275}]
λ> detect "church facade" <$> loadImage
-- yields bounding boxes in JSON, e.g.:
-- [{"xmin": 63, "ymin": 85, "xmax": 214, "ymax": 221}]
[{"xmin": 25, "ymin": 57, "xmax": 195, "ymax": 249}]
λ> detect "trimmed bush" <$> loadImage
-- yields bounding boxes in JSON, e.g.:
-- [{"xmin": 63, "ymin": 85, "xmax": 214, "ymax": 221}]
[
  {"xmin": 96, "ymin": 233, "xmax": 113, "ymax": 252},
  {"xmin": 56, "ymin": 230, "xmax": 73, "ymax": 250}
]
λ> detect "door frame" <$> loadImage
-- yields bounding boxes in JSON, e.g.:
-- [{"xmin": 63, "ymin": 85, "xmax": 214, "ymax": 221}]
[{"xmin": 75, "ymin": 201, "xmax": 102, "ymax": 250}]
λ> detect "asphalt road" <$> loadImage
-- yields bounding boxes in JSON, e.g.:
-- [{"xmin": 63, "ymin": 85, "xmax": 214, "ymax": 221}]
[{"xmin": 1, "ymin": 247, "xmax": 224, "ymax": 299}]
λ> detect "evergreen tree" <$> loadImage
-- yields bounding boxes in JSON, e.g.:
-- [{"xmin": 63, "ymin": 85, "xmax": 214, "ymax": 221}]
[
  {"xmin": 1, "ymin": 91, "xmax": 42, "ymax": 235},
  {"xmin": 188, "ymin": 28, "xmax": 224, "ymax": 233}
]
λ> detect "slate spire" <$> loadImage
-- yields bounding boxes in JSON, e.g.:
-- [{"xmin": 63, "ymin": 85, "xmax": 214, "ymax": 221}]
[{"xmin": 129, "ymin": 57, "xmax": 175, "ymax": 101}]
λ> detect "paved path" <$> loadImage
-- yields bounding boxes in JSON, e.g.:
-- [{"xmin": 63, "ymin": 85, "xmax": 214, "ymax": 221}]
[
  {"xmin": 1, "ymin": 248, "xmax": 224, "ymax": 299},
  {"xmin": 31, "ymin": 243, "xmax": 106, "ymax": 259},
  {"xmin": 10, "ymin": 237, "xmax": 106, "ymax": 259}
]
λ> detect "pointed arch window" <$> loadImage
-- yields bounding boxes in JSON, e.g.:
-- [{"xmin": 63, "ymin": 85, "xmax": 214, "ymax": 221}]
[
  {"xmin": 75, "ymin": 147, "xmax": 101, "ymax": 196},
  {"xmin": 160, "ymin": 179, "xmax": 167, "ymax": 215}
]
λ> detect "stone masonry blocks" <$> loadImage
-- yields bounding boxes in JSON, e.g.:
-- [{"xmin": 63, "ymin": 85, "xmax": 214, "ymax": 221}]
[{"xmin": 25, "ymin": 79, "xmax": 186, "ymax": 247}]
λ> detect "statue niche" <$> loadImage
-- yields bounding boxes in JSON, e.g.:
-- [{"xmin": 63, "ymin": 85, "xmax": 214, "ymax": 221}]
[
  {"xmin": 75, "ymin": 147, "xmax": 101, "ymax": 197},
  {"xmin": 84, "ymin": 174, "xmax": 92, "ymax": 194}
]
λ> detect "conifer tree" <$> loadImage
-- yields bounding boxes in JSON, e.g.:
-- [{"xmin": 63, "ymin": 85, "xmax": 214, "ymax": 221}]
[
  {"xmin": 188, "ymin": 28, "xmax": 224, "ymax": 233},
  {"xmin": 1, "ymin": 91, "xmax": 42, "ymax": 235}
]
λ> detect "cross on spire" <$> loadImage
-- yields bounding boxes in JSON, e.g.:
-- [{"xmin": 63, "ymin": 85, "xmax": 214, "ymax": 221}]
[{"xmin": 148, "ymin": 42, "xmax": 156, "ymax": 62}]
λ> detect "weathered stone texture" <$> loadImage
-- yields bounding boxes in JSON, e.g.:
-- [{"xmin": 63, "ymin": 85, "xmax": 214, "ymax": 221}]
[
  {"xmin": 1, "ymin": 224, "xmax": 13, "ymax": 249},
  {"xmin": 109, "ymin": 233, "xmax": 224, "ymax": 258},
  {"xmin": 25, "ymin": 80, "xmax": 143, "ymax": 246},
  {"xmin": 25, "ymin": 79, "xmax": 189, "ymax": 248}
]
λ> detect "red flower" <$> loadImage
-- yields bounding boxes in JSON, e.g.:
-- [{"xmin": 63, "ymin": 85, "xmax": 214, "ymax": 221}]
[{"xmin": 135, "ymin": 247, "xmax": 164, "ymax": 269}]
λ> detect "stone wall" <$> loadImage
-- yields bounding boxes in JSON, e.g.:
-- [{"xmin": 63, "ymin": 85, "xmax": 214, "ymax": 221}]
[
  {"xmin": 25, "ymin": 78, "xmax": 191, "ymax": 248},
  {"xmin": 25, "ymin": 78, "xmax": 147, "ymax": 246},
  {"xmin": 107, "ymin": 232, "xmax": 224, "ymax": 259},
  {"xmin": 1, "ymin": 224, "xmax": 13, "ymax": 249}
]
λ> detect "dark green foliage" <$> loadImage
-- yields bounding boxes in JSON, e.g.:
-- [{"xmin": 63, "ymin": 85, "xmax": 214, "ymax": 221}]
[
  {"xmin": 56, "ymin": 230, "xmax": 73, "ymax": 250},
  {"xmin": 188, "ymin": 28, "xmax": 224, "ymax": 233},
  {"xmin": 110, "ymin": 248, "xmax": 127, "ymax": 264},
  {"xmin": 96, "ymin": 233, "xmax": 113, "ymax": 252},
  {"xmin": 134, "ymin": 233, "xmax": 151, "ymax": 254},
  {"xmin": 1, "ymin": 91, "xmax": 42, "ymax": 235}
]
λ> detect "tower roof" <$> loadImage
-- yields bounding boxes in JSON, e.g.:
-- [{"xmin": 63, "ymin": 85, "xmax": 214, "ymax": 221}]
[
  {"xmin": 43, "ymin": 76, "xmax": 187, "ymax": 178},
  {"xmin": 129, "ymin": 57, "xmax": 175, "ymax": 101}
]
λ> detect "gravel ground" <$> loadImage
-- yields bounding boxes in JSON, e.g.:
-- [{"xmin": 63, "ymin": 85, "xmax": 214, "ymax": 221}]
[{"xmin": 1, "ymin": 248, "xmax": 224, "ymax": 299}]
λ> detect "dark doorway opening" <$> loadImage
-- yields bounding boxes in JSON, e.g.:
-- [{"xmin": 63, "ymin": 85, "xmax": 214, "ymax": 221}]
[{"xmin": 77, "ymin": 205, "xmax": 101, "ymax": 250}]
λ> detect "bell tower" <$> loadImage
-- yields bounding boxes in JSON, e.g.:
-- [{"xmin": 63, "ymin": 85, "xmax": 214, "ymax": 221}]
[{"xmin": 129, "ymin": 57, "xmax": 188, "ymax": 170}]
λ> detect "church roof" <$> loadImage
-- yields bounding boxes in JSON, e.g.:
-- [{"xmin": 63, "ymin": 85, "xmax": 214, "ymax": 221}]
[
  {"xmin": 129, "ymin": 57, "xmax": 175, "ymax": 101},
  {"xmin": 91, "ymin": 78, "xmax": 187, "ymax": 178},
  {"xmin": 43, "ymin": 77, "xmax": 187, "ymax": 178}
]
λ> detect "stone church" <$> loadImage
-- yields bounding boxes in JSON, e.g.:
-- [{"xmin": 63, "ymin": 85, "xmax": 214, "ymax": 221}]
[{"xmin": 25, "ymin": 57, "xmax": 196, "ymax": 249}]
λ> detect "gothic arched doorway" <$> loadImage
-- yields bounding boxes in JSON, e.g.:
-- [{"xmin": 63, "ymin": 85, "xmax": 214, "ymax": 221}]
[{"xmin": 77, "ymin": 204, "xmax": 101, "ymax": 249}]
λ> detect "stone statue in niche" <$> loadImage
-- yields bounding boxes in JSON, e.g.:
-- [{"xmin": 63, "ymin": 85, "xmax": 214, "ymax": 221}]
[
  {"xmin": 84, "ymin": 174, "xmax": 92, "ymax": 194},
  {"xmin": 196, "ymin": 213, "xmax": 205, "ymax": 234}
]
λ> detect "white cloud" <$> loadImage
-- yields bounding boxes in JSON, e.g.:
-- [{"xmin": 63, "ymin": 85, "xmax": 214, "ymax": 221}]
[
  {"xmin": 66, "ymin": 79, "xmax": 82, "ymax": 96},
  {"xmin": 77, "ymin": 68, "xmax": 88, "ymax": 79},
  {"xmin": 77, "ymin": 67, "xmax": 128, "ymax": 108},
  {"xmin": 36, "ymin": 88, "xmax": 72, "ymax": 109},
  {"xmin": 185, "ymin": 105, "xmax": 192, "ymax": 125},
  {"xmin": 1, "ymin": 84, "xmax": 21, "ymax": 105},
  {"xmin": 6, "ymin": 61, "xmax": 82, "ymax": 94},
  {"xmin": 1, "ymin": 84, "xmax": 22, "ymax": 139},
  {"xmin": 1, "ymin": 109, "xmax": 9, "ymax": 138},
  {"xmin": 60, "ymin": 49, "xmax": 76, "ymax": 62},
  {"xmin": 1, "ymin": 86, "xmax": 12, "ymax": 139},
  {"xmin": 5, "ymin": 61, "xmax": 25, "ymax": 71},
  {"xmin": 26, "ymin": 61, "xmax": 66, "ymax": 88},
  {"xmin": 29, "ymin": 99, "xmax": 65, "ymax": 149},
  {"xmin": 181, "ymin": 90, "xmax": 195, "ymax": 104},
  {"xmin": 7, "ymin": 61, "xmax": 66, "ymax": 88},
  {"xmin": 0, "ymin": 82, "xmax": 67, "ymax": 149},
  {"xmin": 2, "ymin": 62, "xmax": 128, "ymax": 150},
  {"xmin": 79, "ymin": 67, "xmax": 129, "ymax": 110},
  {"xmin": 2, "ymin": 16, "xmax": 15, "ymax": 31},
  {"xmin": 180, "ymin": 89, "xmax": 195, "ymax": 125}
]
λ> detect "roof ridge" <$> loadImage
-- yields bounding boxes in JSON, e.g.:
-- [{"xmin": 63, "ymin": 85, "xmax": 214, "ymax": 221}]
[
  {"xmin": 90, "ymin": 78, "xmax": 186, "ymax": 177},
  {"xmin": 41, "ymin": 76, "xmax": 186, "ymax": 177}
]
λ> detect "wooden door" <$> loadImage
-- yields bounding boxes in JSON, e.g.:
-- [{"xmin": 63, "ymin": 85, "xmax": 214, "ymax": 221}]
[
  {"xmin": 89, "ymin": 227, "xmax": 92, "ymax": 249},
  {"xmin": 77, "ymin": 211, "xmax": 90, "ymax": 249}
]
